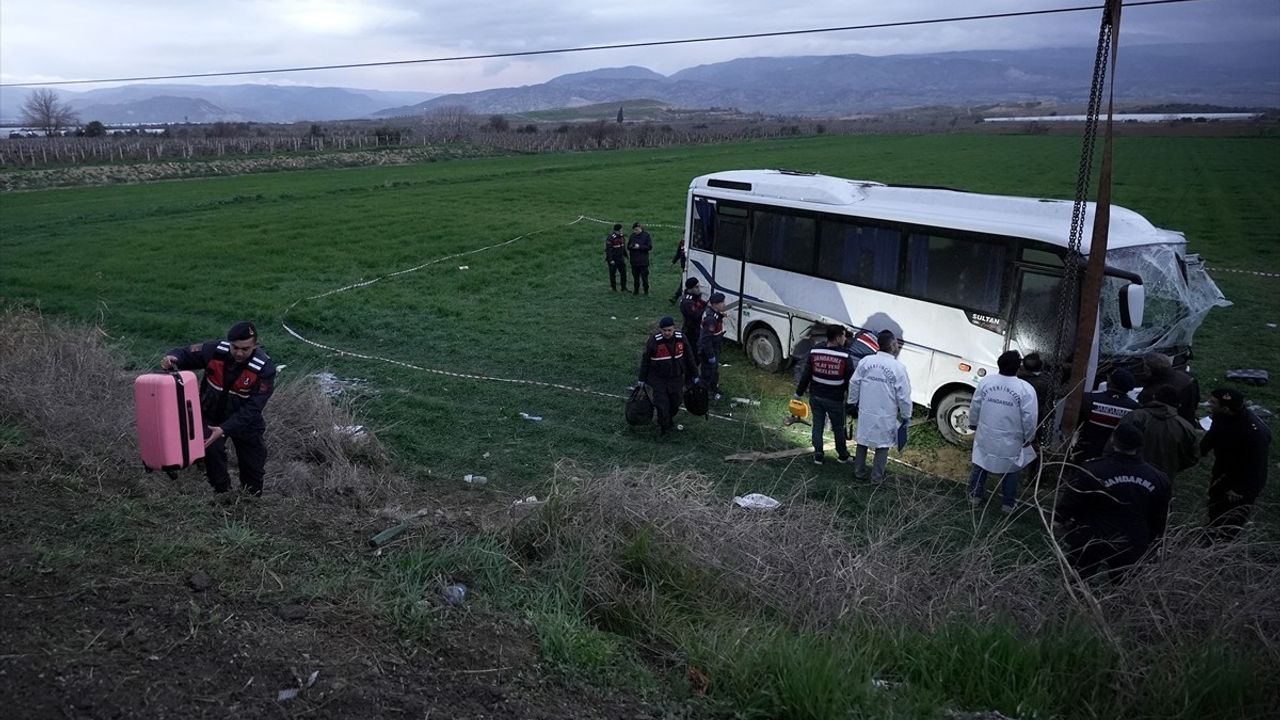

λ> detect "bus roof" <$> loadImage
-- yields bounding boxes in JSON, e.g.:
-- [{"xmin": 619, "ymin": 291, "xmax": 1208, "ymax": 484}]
[{"xmin": 689, "ymin": 169, "xmax": 1184, "ymax": 251}]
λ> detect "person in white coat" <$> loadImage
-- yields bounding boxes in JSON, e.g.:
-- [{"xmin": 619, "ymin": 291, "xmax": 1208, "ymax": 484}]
[
  {"xmin": 968, "ymin": 350, "xmax": 1039, "ymax": 513},
  {"xmin": 849, "ymin": 330, "xmax": 912, "ymax": 484}
]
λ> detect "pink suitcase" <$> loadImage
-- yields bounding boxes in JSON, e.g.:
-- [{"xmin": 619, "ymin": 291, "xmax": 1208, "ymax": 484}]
[{"xmin": 135, "ymin": 371, "xmax": 205, "ymax": 476}]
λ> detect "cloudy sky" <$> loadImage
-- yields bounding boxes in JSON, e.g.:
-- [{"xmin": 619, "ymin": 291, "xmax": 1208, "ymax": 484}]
[{"xmin": 2, "ymin": 0, "xmax": 1277, "ymax": 92}]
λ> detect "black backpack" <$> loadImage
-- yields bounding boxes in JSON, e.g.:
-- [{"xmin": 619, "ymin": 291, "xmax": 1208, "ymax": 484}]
[
  {"xmin": 625, "ymin": 384, "xmax": 656, "ymax": 426},
  {"xmin": 683, "ymin": 383, "xmax": 710, "ymax": 417}
]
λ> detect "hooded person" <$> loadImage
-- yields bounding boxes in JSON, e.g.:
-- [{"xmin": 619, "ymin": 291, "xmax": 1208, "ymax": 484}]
[
  {"xmin": 967, "ymin": 350, "xmax": 1038, "ymax": 513},
  {"xmin": 161, "ymin": 321, "xmax": 277, "ymax": 495},
  {"xmin": 848, "ymin": 330, "xmax": 912, "ymax": 485},
  {"xmin": 638, "ymin": 315, "xmax": 698, "ymax": 437},
  {"xmin": 1116, "ymin": 384, "xmax": 1201, "ymax": 481}
]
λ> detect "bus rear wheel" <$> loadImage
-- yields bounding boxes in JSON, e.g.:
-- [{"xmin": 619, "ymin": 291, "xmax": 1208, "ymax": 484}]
[
  {"xmin": 936, "ymin": 390, "xmax": 975, "ymax": 445},
  {"xmin": 745, "ymin": 326, "xmax": 784, "ymax": 373}
]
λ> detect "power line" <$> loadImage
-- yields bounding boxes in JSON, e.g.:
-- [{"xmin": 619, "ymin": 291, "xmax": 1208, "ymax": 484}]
[{"xmin": 1, "ymin": 0, "xmax": 1207, "ymax": 88}]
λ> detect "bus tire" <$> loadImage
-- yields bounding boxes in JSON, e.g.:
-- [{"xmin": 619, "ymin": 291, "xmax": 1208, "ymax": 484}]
[
  {"xmin": 936, "ymin": 390, "xmax": 975, "ymax": 445},
  {"xmin": 745, "ymin": 326, "xmax": 785, "ymax": 373}
]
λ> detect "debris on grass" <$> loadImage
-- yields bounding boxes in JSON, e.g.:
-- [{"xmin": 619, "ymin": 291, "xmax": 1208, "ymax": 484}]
[
  {"xmin": 1225, "ymin": 368, "xmax": 1269, "ymax": 385},
  {"xmin": 368, "ymin": 522, "xmax": 411, "ymax": 548},
  {"xmin": 732, "ymin": 493, "xmax": 781, "ymax": 511},
  {"xmin": 463, "ymin": 474, "xmax": 488, "ymax": 485}
]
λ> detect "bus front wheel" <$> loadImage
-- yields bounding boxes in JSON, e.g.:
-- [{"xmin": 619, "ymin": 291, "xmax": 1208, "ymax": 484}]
[
  {"xmin": 936, "ymin": 390, "xmax": 975, "ymax": 445},
  {"xmin": 745, "ymin": 326, "xmax": 784, "ymax": 373}
]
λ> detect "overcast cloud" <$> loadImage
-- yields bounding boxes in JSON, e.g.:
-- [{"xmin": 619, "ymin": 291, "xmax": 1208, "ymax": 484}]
[{"xmin": 1, "ymin": 0, "xmax": 1277, "ymax": 92}]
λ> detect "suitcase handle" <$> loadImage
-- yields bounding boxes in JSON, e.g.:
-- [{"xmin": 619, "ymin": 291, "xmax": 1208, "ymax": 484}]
[{"xmin": 186, "ymin": 401, "xmax": 196, "ymax": 441}]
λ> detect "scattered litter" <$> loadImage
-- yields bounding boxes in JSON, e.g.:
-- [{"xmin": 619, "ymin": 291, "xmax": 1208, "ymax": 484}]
[
  {"xmin": 512, "ymin": 495, "xmax": 541, "ymax": 506},
  {"xmin": 730, "ymin": 397, "xmax": 760, "ymax": 406},
  {"xmin": 368, "ymin": 522, "xmax": 410, "ymax": 548},
  {"xmin": 633, "ymin": 317, "xmax": 639, "ymax": 320},
  {"xmin": 306, "ymin": 670, "xmax": 319, "ymax": 688},
  {"xmin": 1226, "ymin": 368, "xmax": 1269, "ymax": 386},
  {"xmin": 871, "ymin": 678, "xmax": 904, "ymax": 690},
  {"xmin": 519, "ymin": 412, "xmax": 543, "ymax": 421},
  {"xmin": 458, "ymin": 265, "xmax": 469, "ymax": 270},
  {"xmin": 277, "ymin": 688, "xmax": 299, "ymax": 702},
  {"xmin": 611, "ymin": 316, "xmax": 617, "ymax": 320},
  {"xmin": 732, "ymin": 493, "xmax": 781, "ymax": 510},
  {"xmin": 1268, "ymin": 323, "xmax": 1277, "ymax": 328},
  {"xmin": 334, "ymin": 425, "xmax": 369, "ymax": 442},
  {"xmin": 147, "ymin": 655, "xmax": 160, "ymax": 661},
  {"xmin": 442, "ymin": 584, "xmax": 467, "ymax": 605},
  {"xmin": 463, "ymin": 474, "xmax": 488, "ymax": 485},
  {"xmin": 276, "ymin": 364, "xmax": 288, "ymax": 371},
  {"xmin": 312, "ymin": 372, "xmax": 369, "ymax": 398},
  {"xmin": 1200, "ymin": 416, "xmax": 1213, "ymax": 432},
  {"xmin": 483, "ymin": 451, "xmax": 491, "ymax": 458}
]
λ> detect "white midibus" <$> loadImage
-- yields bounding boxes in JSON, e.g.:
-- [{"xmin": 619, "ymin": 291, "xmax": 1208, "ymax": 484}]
[{"xmin": 682, "ymin": 169, "xmax": 1227, "ymax": 443}]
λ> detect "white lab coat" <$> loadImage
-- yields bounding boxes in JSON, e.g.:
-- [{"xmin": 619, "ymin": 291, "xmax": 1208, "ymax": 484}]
[
  {"xmin": 969, "ymin": 373, "xmax": 1039, "ymax": 473},
  {"xmin": 850, "ymin": 351, "xmax": 912, "ymax": 449}
]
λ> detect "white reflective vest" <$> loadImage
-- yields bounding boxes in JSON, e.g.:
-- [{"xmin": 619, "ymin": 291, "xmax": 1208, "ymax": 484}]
[
  {"xmin": 850, "ymin": 351, "xmax": 912, "ymax": 449},
  {"xmin": 970, "ymin": 373, "xmax": 1039, "ymax": 473}
]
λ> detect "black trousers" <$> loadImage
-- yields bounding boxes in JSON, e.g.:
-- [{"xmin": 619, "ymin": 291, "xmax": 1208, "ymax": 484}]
[
  {"xmin": 631, "ymin": 264, "xmax": 649, "ymax": 294},
  {"xmin": 1066, "ymin": 535, "xmax": 1146, "ymax": 584},
  {"xmin": 608, "ymin": 260, "xmax": 628, "ymax": 290},
  {"xmin": 649, "ymin": 376, "xmax": 683, "ymax": 434},
  {"xmin": 205, "ymin": 432, "xmax": 267, "ymax": 495},
  {"xmin": 1206, "ymin": 494, "xmax": 1254, "ymax": 543}
]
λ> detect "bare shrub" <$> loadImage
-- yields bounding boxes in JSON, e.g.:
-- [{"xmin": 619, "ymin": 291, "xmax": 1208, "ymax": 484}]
[{"xmin": 524, "ymin": 463, "xmax": 1280, "ymax": 659}]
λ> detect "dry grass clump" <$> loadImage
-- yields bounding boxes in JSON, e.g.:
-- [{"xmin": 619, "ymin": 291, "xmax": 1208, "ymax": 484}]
[
  {"xmin": 527, "ymin": 463, "xmax": 1280, "ymax": 658},
  {"xmin": 0, "ymin": 307, "xmax": 404, "ymax": 504}
]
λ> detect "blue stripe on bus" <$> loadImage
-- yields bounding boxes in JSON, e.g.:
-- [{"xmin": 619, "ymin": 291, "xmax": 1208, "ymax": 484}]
[{"xmin": 690, "ymin": 258, "xmax": 764, "ymax": 303}]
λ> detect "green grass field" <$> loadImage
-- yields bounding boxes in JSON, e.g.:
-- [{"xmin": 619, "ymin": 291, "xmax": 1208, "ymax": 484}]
[
  {"xmin": 3, "ymin": 133, "xmax": 1276, "ymax": 530},
  {"xmin": 4, "ymin": 133, "xmax": 1279, "ymax": 718}
]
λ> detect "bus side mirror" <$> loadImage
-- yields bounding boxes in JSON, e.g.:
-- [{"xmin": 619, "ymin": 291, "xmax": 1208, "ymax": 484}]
[{"xmin": 1119, "ymin": 283, "xmax": 1144, "ymax": 329}]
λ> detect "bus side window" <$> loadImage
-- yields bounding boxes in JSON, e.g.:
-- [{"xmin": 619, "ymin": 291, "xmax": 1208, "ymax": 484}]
[
  {"xmin": 691, "ymin": 198, "xmax": 716, "ymax": 251},
  {"xmin": 818, "ymin": 219, "xmax": 900, "ymax": 292},
  {"xmin": 750, "ymin": 210, "xmax": 815, "ymax": 274},
  {"xmin": 906, "ymin": 233, "xmax": 1007, "ymax": 314}
]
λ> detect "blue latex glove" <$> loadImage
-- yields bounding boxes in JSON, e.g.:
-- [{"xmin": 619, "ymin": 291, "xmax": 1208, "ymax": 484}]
[
  {"xmin": 692, "ymin": 377, "xmax": 701, "ymax": 385},
  {"xmin": 896, "ymin": 418, "xmax": 910, "ymax": 451},
  {"xmin": 707, "ymin": 356, "xmax": 717, "ymax": 365}
]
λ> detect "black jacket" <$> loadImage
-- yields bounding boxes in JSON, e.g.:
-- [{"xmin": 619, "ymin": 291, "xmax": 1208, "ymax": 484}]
[
  {"xmin": 628, "ymin": 231, "xmax": 653, "ymax": 266},
  {"xmin": 679, "ymin": 293, "xmax": 707, "ymax": 334},
  {"xmin": 1074, "ymin": 389, "xmax": 1138, "ymax": 461},
  {"xmin": 1201, "ymin": 410, "xmax": 1272, "ymax": 501},
  {"xmin": 639, "ymin": 331, "xmax": 697, "ymax": 382},
  {"xmin": 168, "ymin": 340, "xmax": 277, "ymax": 437},
  {"xmin": 698, "ymin": 307, "xmax": 725, "ymax": 360},
  {"xmin": 796, "ymin": 345, "xmax": 854, "ymax": 401},
  {"xmin": 1145, "ymin": 366, "xmax": 1200, "ymax": 423},
  {"xmin": 604, "ymin": 231, "xmax": 627, "ymax": 264},
  {"xmin": 1058, "ymin": 452, "xmax": 1171, "ymax": 551}
]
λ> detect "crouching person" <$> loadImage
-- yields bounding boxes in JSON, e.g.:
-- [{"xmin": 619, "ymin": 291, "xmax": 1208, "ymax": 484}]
[
  {"xmin": 1055, "ymin": 423, "xmax": 1172, "ymax": 583},
  {"xmin": 162, "ymin": 321, "xmax": 277, "ymax": 495},
  {"xmin": 639, "ymin": 316, "xmax": 698, "ymax": 438}
]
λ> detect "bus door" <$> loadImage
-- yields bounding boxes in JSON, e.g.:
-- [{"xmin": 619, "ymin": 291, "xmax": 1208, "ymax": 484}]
[
  {"xmin": 711, "ymin": 205, "xmax": 750, "ymax": 341},
  {"xmin": 1007, "ymin": 266, "xmax": 1075, "ymax": 362}
]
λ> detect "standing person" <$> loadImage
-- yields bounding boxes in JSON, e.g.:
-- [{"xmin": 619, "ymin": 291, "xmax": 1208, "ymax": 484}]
[
  {"xmin": 1200, "ymin": 388, "xmax": 1272, "ymax": 542},
  {"xmin": 1073, "ymin": 368, "xmax": 1139, "ymax": 463},
  {"xmin": 638, "ymin": 316, "xmax": 698, "ymax": 438},
  {"xmin": 604, "ymin": 223, "xmax": 628, "ymax": 292},
  {"xmin": 1055, "ymin": 423, "xmax": 1172, "ymax": 583},
  {"xmin": 698, "ymin": 292, "xmax": 727, "ymax": 401},
  {"xmin": 668, "ymin": 235, "xmax": 688, "ymax": 304},
  {"xmin": 678, "ymin": 278, "xmax": 706, "ymax": 361},
  {"xmin": 795, "ymin": 325, "xmax": 854, "ymax": 465},
  {"xmin": 1116, "ymin": 384, "xmax": 1201, "ymax": 481},
  {"xmin": 161, "ymin": 321, "xmax": 277, "ymax": 496},
  {"xmin": 968, "ymin": 350, "xmax": 1038, "ymax": 513},
  {"xmin": 1141, "ymin": 353, "xmax": 1200, "ymax": 424},
  {"xmin": 1018, "ymin": 352, "xmax": 1054, "ymax": 441},
  {"xmin": 628, "ymin": 222, "xmax": 653, "ymax": 295},
  {"xmin": 849, "ymin": 330, "xmax": 912, "ymax": 485}
]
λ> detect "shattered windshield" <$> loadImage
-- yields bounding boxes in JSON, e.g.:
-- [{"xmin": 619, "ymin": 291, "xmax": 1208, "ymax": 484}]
[{"xmin": 1100, "ymin": 243, "xmax": 1230, "ymax": 355}]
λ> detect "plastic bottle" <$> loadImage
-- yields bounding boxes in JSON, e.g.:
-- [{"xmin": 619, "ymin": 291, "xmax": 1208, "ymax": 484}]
[
  {"xmin": 463, "ymin": 474, "xmax": 488, "ymax": 485},
  {"xmin": 442, "ymin": 584, "xmax": 467, "ymax": 605}
]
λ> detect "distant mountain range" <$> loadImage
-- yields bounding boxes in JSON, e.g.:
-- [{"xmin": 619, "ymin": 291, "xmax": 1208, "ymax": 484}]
[
  {"xmin": 0, "ymin": 84, "xmax": 438, "ymax": 125},
  {"xmin": 1, "ymin": 41, "xmax": 1275, "ymax": 125},
  {"xmin": 383, "ymin": 42, "xmax": 1279, "ymax": 118}
]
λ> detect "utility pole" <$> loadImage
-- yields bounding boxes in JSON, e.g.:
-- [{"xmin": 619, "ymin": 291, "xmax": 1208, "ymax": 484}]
[{"xmin": 1061, "ymin": 0, "xmax": 1123, "ymax": 437}]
